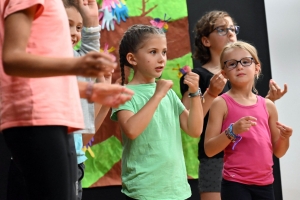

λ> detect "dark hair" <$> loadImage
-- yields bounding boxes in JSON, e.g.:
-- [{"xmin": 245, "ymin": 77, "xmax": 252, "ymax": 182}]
[
  {"xmin": 194, "ymin": 10, "xmax": 236, "ymax": 65},
  {"xmin": 62, "ymin": 0, "xmax": 80, "ymax": 11},
  {"xmin": 118, "ymin": 24, "xmax": 165, "ymax": 85}
]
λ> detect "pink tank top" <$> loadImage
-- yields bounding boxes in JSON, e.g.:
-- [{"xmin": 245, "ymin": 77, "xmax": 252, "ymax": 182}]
[{"xmin": 221, "ymin": 93, "xmax": 274, "ymax": 185}]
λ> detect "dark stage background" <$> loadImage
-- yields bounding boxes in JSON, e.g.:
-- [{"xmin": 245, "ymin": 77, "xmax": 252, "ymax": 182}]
[{"xmin": 0, "ymin": 0, "xmax": 282, "ymax": 200}]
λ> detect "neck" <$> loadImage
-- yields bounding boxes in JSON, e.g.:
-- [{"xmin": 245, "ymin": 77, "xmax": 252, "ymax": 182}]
[
  {"xmin": 229, "ymin": 83, "xmax": 255, "ymax": 98},
  {"xmin": 202, "ymin": 50, "xmax": 222, "ymax": 74},
  {"xmin": 128, "ymin": 72, "xmax": 156, "ymax": 85}
]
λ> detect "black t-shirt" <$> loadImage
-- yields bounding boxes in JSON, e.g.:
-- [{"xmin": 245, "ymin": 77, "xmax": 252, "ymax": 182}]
[{"xmin": 180, "ymin": 67, "xmax": 230, "ymax": 159}]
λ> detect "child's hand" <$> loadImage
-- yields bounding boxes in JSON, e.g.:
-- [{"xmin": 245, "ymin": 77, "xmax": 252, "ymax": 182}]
[
  {"xmin": 276, "ymin": 121, "xmax": 292, "ymax": 139},
  {"xmin": 265, "ymin": 79, "xmax": 288, "ymax": 102},
  {"xmin": 208, "ymin": 72, "xmax": 227, "ymax": 97},
  {"xmin": 97, "ymin": 73, "xmax": 112, "ymax": 84},
  {"xmin": 155, "ymin": 79, "xmax": 173, "ymax": 98},
  {"xmin": 78, "ymin": 0, "xmax": 99, "ymax": 27},
  {"xmin": 232, "ymin": 116, "xmax": 257, "ymax": 135},
  {"xmin": 91, "ymin": 83, "xmax": 134, "ymax": 108},
  {"xmin": 182, "ymin": 67, "xmax": 199, "ymax": 94},
  {"xmin": 74, "ymin": 51, "xmax": 117, "ymax": 77}
]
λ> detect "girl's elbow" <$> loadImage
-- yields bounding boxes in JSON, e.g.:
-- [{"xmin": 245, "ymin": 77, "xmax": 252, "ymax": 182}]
[
  {"xmin": 123, "ymin": 128, "xmax": 139, "ymax": 140},
  {"xmin": 2, "ymin": 54, "xmax": 16, "ymax": 76},
  {"xmin": 204, "ymin": 145, "xmax": 215, "ymax": 157}
]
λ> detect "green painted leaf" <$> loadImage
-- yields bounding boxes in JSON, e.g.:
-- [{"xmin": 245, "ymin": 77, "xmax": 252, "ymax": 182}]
[
  {"xmin": 162, "ymin": 52, "xmax": 194, "ymax": 98},
  {"xmin": 82, "ymin": 136, "xmax": 122, "ymax": 187},
  {"xmin": 126, "ymin": 0, "xmax": 188, "ymax": 21}
]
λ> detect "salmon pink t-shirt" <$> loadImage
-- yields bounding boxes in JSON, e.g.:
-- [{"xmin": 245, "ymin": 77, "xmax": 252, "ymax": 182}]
[{"xmin": 0, "ymin": 0, "xmax": 84, "ymax": 132}]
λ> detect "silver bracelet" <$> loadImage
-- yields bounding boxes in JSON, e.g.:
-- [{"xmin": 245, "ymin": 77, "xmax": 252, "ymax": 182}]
[
  {"xmin": 188, "ymin": 88, "xmax": 201, "ymax": 98},
  {"xmin": 188, "ymin": 88, "xmax": 205, "ymax": 103}
]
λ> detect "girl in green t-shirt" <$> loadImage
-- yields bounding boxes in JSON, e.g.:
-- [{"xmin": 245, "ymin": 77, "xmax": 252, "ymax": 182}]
[{"xmin": 111, "ymin": 24, "xmax": 204, "ymax": 200}]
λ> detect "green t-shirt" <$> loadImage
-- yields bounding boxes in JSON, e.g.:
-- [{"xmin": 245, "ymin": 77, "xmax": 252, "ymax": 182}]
[{"xmin": 111, "ymin": 83, "xmax": 191, "ymax": 200}]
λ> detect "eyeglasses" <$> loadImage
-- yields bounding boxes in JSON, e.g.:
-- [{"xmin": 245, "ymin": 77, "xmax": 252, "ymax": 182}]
[
  {"xmin": 210, "ymin": 26, "xmax": 240, "ymax": 36},
  {"xmin": 224, "ymin": 57, "xmax": 254, "ymax": 70}
]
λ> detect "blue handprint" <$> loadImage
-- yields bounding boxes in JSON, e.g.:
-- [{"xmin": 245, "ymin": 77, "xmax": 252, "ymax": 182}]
[
  {"xmin": 99, "ymin": 7, "xmax": 117, "ymax": 31},
  {"xmin": 112, "ymin": 2, "xmax": 128, "ymax": 24}
]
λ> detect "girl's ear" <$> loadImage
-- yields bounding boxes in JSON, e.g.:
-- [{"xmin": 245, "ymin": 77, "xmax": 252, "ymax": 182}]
[
  {"xmin": 221, "ymin": 69, "xmax": 228, "ymax": 79},
  {"xmin": 126, "ymin": 53, "xmax": 137, "ymax": 66},
  {"xmin": 255, "ymin": 63, "xmax": 261, "ymax": 76},
  {"xmin": 201, "ymin": 36, "xmax": 211, "ymax": 47}
]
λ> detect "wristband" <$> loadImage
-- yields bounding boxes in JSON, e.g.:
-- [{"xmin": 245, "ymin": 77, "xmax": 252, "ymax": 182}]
[
  {"xmin": 206, "ymin": 88, "xmax": 218, "ymax": 98},
  {"xmin": 83, "ymin": 25, "xmax": 101, "ymax": 33},
  {"xmin": 86, "ymin": 81, "xmax": 94, "ymax": 103},
  {"xmin": 226, "ymin": 123, "xmax": 242, "ymax": 150},
  {"xmin": 188, "ymin": 88, "xmax": 205, "ymax": 103}
]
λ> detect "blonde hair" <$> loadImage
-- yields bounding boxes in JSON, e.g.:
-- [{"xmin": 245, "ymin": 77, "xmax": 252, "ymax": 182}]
[{"xmin": 220, "ymin": 41, "xmax": 262, "ymax": 94}]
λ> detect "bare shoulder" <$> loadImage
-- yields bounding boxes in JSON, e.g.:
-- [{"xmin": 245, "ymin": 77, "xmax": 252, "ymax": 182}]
[
  {"xmin": 264, "ymin": 97, "xmax": 277, "ymax": 115},
  {"xmin": 210, "ymin": 96, "xmax": 227, "ymax": 115}
]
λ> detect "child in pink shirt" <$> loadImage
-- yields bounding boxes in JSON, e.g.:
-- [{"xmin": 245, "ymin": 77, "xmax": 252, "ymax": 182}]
[
  {"xmin": 204, "ymin": 41, "xmax": 292, "ymax": 200},
  {"xmin": 0, "ymin": 0, "xmax": 133, "ymax": 199}
]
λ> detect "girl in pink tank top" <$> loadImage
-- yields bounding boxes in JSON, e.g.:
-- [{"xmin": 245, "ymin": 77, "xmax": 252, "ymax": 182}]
[{"xmin": 204, "ymin": 41, "xmax": 292, "ymax": 200}]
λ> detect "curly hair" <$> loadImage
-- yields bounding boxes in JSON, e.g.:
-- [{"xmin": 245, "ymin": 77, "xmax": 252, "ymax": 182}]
[
  {"xmin": 118, "ymin": 24, "xmax": 165, "ymax": 85},
  {"xmin": 194, "ymin": 10, "xmax": 237, "ymax": 65}
]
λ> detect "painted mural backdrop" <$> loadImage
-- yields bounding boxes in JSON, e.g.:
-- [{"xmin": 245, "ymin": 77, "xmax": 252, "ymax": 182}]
[{"xmin": 82, "ymin": 0, "xmax": 199, "ymax": 188}]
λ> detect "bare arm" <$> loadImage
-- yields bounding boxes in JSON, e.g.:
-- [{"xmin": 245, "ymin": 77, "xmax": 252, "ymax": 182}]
[
  {"xmin": 94, "ymin": 105, "xmax": 110, "ymax": 131},
  {"xmin": 117, "ymin": 94, "xmax": 163, "ymax": 140},
  {"xmin": 117, "ymin": 79, "xmax": 173, "ymax": 140},
  {"xmin": 179, "ymin": 70, "xmax": 204, "ymax": 137},
  {"xmin": 266, "ymin": 99, "xmax": 292, "ymax": 158},
  {"xmin": 2, "ymin": 6, "xmax": 79, "ymax": 77},
  {"xmin": 3, "ymin": 5, "xmax": 116, "ymax": 78},
  {"xmin": 182, "ymin": 91, "xmax": 215, "ymax": 116},
  {"xmin": 204, "ymin": 97, "xmax": 231, "ymax": 157},
  {"xmin": 180, "ymin": 95, "xmax": 203, "ymax": 138}
]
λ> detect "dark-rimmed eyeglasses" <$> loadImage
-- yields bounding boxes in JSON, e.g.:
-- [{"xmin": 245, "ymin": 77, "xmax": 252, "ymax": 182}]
[
  {"xmin": 210, "ymin": 26, "xmax": 240, "ymax": 36},
  {"xmin": 224, "ymin": 57, "xmax": 254, "ymax": 70}
]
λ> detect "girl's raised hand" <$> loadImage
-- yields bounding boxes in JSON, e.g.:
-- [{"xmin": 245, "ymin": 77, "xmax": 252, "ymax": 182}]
[
  {"xmin": 74, "ymin": 51, "xmax": 117, "ymax": 77},
  {"xmin": 78, "ymin": 0, "xmax": 99, "ymax": 27},
  {"xmin": 266, "ymin": 79, "xmax": 288, "ymax": 102},
  {"xmin": 208, "ymin": 72, "xmax": 227, "ymax": 97},
  {"xmin": 183, "ymin": 67, "xmax": 199, "ymax": 94},
  {"xmin": 276, "ymin": 121, "xmax": 292, "ymax": 139},
  {"xmin": 232, "ymin": 116, "xmax": 257, "ymax": 135},
  {"xmin": 155, "ymin": 79, "xmax": 173, "ymax": 98}
]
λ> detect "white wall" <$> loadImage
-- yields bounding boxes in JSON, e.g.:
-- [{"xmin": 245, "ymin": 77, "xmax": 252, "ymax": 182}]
[{"xmin": 265, "ymin": 0, "xmax": 300, "ymax": 199}]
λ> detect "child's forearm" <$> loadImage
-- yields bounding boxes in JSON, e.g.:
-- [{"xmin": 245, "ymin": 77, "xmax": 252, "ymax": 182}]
[
  {"xmin": 3, "ymin": 52, "xmax": 77, "ymax": 77},
  {"xmin": 121, "ymin": 95, "xmax": 163, "ymax": 140},
  {"xmin": 95, "ymin": 105, "xmax": 110, "ymax": 132},
  {"xmin": 186, "ymin": 97, "xmax": 203, "ymax": 137},
  {"xmin": 182, "ymin": 91, "xmax": 216, "ymax": 117},
  {"xmin": 273, "ymin": 137, "xmax": 290, "ymax": 158},
  {"xmin": 204, "ymin": 131, "xmax": 231, "ymax": 157}
]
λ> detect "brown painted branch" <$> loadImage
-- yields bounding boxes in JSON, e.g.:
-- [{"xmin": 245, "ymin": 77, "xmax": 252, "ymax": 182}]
[
  {"xmin": 141, "ymin": 4, "xmax": 158, "ymax": 17},
  {"xmin": 140, "ymin": 0, "xmax": 146, "ymax": 14}
]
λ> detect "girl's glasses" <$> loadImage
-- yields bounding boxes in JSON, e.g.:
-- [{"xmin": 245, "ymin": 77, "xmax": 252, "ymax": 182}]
[
  {"xmin": 224, "ymin": 57, "xmax": 254, "ymax": 70},
  {"xmin": 210, "ymin": 26, "xmax": 240, "ymax": 36}
]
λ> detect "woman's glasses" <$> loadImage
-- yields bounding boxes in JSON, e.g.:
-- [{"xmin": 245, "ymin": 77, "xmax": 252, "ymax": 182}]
[
  {"xmin": 224, "ymin": 57, "xmax": 254, "ymax": 70},
  {"xmin": 210, "ymin": 26, "xmax": 240, "ymax": 36}
]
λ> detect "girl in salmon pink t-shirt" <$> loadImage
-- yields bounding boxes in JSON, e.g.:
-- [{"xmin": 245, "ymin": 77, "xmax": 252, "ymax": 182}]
[{"xmin": 0, "ymin": 0, "xmax": 133, "ymax": 199}]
